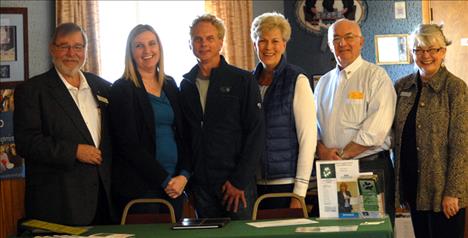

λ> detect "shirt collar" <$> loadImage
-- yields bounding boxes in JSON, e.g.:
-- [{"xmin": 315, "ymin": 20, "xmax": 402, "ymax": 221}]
[
  {"xmin": 57, "ymin": 68, "xmax": 89, "ymax": 90},
  {"xmin": 402, "ymin": 66, "xmax": 448, "ymax": 93},
  {"xmin": 422, "ymin": 66, "xmax": 447, "ymax": 93},
  {"xmin": 401, "ymin": 67, "xmax": 448, "ymax": 93},
  {"xmin": 337, "ymin": 55, "xmax": 363, "ymax": 79}
]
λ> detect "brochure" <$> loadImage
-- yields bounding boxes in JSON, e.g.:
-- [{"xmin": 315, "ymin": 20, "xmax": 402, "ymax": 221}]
[
  {"xmin": 358, "ymin": 174, "xmax": 384, "ymax": 218},
  {"xmin": 316, "ymin": 160, "xmax": 360, "ymax": 218}
]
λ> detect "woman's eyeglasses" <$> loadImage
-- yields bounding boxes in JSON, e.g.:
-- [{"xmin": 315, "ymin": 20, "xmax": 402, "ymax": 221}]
[{"xmin": 412, "ymin": 48, "xmax": 443, "ymax": 56}]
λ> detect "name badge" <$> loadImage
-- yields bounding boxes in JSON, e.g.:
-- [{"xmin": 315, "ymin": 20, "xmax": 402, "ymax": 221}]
[
  {"xmin": 97, "ymin": 95, "xmax": 109, "ymax": 104},
  {"xmin": 400, "ymin": 91, "xmax": 412, "ymax": 97},
  {"xmin": 348, "ymin": 91, "xmax": 364, "ymax": 100}
]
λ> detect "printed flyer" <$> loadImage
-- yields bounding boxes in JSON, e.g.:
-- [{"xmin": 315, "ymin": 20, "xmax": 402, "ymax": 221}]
[{"xmin": 316, "ymin": 160, "xmax": 360, "ymax": 218}]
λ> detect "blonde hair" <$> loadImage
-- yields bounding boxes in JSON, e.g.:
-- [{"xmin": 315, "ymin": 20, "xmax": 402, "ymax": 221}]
[
  {"xmin": 122, "ymin": 24, "xmax": 165, "ymax": 87},
  {"xmin": 410, "ymin": 24, "xmax": 451, "ymax": 49},
  {"xmin": 251, "ymin": 12, "xmax": 291, "ymax": 42},
  {"xmin": 190, "ymin": 14, "xmax": 225, "ymax": 40}
]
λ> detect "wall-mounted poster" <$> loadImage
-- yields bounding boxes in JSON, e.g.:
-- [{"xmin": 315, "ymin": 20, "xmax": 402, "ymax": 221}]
[
  {"xmin": 375, "ymin": 34, "xmax": 410, "ymax": 65},
  {"xmin": 296, "ymin": 0, "xmax": 367, "ymax": 34},
  {"xmin": 0, "ymin": 88, "xmax": 24, "ymax": 179},
  {"xmin": 0, "ymin": 7, "xmax": 29, "ymax": 87}
]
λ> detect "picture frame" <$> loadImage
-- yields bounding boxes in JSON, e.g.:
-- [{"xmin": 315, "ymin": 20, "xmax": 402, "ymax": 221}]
[
  {"xmin": 374, "ymin": 34, "xmax": 410, "ymax": 65},
  {"xmin": 394, "ymin": 1, "xmax": 406, "ymax": 19},
  {"xmin": 295, "ymin": 0, "xmax": 367, "ymax": 34},
  {"xmin": 0, "ymin": 7, "xmax": 28, "ymax": 88}
]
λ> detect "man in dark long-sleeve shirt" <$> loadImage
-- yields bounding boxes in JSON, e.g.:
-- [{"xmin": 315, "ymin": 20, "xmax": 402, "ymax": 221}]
[{"xmin": 180, "ymin": 14, "xmax": 264, "ymax": 220}]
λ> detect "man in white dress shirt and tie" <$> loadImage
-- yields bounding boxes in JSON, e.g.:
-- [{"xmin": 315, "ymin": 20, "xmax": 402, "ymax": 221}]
[{"xmin": 314, "ymin": 19, "xmax": 397, "ymax": 224}]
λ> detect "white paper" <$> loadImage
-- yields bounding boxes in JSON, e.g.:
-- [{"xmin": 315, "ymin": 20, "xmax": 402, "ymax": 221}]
[
  {"xmin": 395, "ymin": 213, "xmax": 416, "ymax": 238},
  {"xmin": 360, "ymin": 221, "xmax": 385, "ymax": 225},
  {"xmin": 246, "ymin": 218, "xmax": 318, "ymax": 228},
  {"xmin": 316, "ymin": 160, "xmax": 360, "ymax": 218},
  {"xmin": 296, "ymin": 225, "xmax": 358, "ymax": 233}
]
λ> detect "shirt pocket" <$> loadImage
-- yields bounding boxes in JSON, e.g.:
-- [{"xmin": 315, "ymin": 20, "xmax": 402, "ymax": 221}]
[{"xmin": 342, "ymin": 98, "xmax": 366, "ymax": 128}]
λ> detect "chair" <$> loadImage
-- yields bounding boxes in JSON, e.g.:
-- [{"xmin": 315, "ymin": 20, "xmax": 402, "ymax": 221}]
[
  {"xmin": 251, "ymin": 192, "xmax": 309, "ymax": 221},
  {"xmin": 120, "ymin": 198, "xmax": 176, "ymax": 224}
]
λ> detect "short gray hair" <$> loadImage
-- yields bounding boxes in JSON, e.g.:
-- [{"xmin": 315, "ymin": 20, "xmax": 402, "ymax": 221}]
[
  {"xmin": 410, "ymin": 24, "xmax": 451, "ymax": 49},
  {"xmin": 251, "ymin": 12, "xmax": 291, "ymax": 42}
]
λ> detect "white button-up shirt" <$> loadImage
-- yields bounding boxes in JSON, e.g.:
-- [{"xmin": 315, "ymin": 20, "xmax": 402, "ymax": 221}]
[
  {"xmin": 58, "ymin": 69, "xmax": 101, "ymax": 147},
  {"xmin": 315, "ymin": 56, "xmax": 396, "ymax": 158}
]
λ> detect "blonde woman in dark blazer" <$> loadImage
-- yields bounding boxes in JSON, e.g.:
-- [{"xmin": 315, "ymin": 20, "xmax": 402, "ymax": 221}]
[
  {"xmin": 394, "ymin": 24, "xmax": 467, "ymax": 238},
  {"xmin": 109, "ymin": 25, "xmax": 190, "ymax": 220}
]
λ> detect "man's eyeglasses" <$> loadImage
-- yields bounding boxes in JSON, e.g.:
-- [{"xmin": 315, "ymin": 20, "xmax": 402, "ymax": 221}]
[
  {"xmin": 412, "ymin": 48, "xmax": 443, "ymax": 56},
  {"xmin": 332, "ymin": 33, "xmax": 361, "ymax": 44},
  {"xmin": 54, "ymin": 44, "xmax": 85, "ymax": 52}
]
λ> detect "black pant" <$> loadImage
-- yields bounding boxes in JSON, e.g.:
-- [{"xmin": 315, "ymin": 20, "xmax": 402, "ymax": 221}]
[
  {"xmin": 257, "ymin": 184, "xmax": 294, "ymax": 209},
  {"xmin": 92, "ymin": 180, "xmax": 113, "ymax": 225},
  {"xmin": 410, "ymin": 207, "xmax": 465, "ymax": 238},
  {"xmin": 358, "ymin": 151, "xmax": 395, "ymax": 226},
  {"xmin": 192, "ymin": 180, "xmax": 257, "ymax": 220}
]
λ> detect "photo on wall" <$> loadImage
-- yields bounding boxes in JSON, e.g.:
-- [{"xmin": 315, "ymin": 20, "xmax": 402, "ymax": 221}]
[{"xmin": 0, "ymin": 25, "xmax": 17, "ymax": 62}]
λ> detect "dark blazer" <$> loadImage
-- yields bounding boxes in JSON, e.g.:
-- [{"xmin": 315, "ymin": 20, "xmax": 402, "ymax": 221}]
[
  {"xmin": 13, "ymin": 68, "xmax": 113, "ymax": 226},
  {"xmin": 109, "ymin": 75, "xmax": 189, "ymax": 209}
]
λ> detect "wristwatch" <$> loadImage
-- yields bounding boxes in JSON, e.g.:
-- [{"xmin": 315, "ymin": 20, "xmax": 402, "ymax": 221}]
[{"xmin": 338, "ymin": 149, "xmax": 349, "ymax": 160}]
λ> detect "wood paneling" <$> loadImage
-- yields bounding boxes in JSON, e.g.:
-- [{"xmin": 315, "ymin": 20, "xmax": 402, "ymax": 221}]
[
  {"xmin": 425, "ymin": 1, "xmax": 468, "ymax": 86},
  {"xmin": 0, "ymin": 179, "xmax": 25, "ymax": 238}
]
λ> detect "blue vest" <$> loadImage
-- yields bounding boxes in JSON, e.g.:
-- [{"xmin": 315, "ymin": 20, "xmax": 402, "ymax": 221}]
[{"xmin": 254, "ymin": 57, "xmax": 307, "ymax": 180}]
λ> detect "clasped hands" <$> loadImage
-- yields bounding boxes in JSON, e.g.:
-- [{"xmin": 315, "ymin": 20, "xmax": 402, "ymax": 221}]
[
  {"xmin": 164, "ymin": 175, "xmax": 188, "ymax": 199},
  {"xmin": 317, "ymin": 146, "xmax": 342, "ymax": 160}
]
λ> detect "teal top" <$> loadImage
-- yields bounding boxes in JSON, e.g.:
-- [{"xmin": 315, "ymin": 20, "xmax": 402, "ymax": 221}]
[{"xmin": 148, "ymin": 92, "xmax": 178, "ymax": 185}]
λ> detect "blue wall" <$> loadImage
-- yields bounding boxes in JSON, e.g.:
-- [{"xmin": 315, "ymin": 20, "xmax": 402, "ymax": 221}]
[{"xmin": 285, "ymin": 0, "xmax": 422, "ymax": 82}]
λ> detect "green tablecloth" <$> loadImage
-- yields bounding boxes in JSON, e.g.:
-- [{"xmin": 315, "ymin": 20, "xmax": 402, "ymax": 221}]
[{"xmin": 86, "ymin": 217, "xmax": 393, "ymax": 238}]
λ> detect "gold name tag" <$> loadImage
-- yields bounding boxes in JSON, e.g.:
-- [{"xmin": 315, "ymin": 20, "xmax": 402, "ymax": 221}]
[
  {"xmin": 348, "ymin": 91, "xmax": 364, "ymax": 99},
  {"xmin": 97, "ymin": 95, "xmax": 109, "ymax": 104}
]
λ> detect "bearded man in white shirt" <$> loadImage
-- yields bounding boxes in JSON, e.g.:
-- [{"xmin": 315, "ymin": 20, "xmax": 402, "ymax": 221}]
[{"xmin": 314, "ymin": 19, "xmax": 397, "ymax": 224}]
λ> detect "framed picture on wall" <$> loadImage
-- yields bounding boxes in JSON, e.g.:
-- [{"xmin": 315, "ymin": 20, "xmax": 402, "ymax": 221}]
[
  {"xmin": 0, "ymin": 7, "xmax": 28, "ymax": 88},
  {"xmin": 374, "ymin": 34, "xmax": 410, "ymax": 65},
  {"xmin": 295, "ymin": 0, "xmax": 367, "ymax": 34}
]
